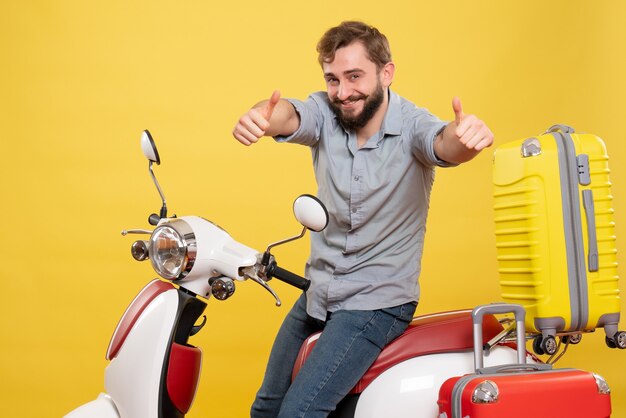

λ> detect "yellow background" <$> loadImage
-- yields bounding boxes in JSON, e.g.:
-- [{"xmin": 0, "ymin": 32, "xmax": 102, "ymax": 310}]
[{"xmin": 1, "ymin": 1, "xmax": 625, "ymax": 417}]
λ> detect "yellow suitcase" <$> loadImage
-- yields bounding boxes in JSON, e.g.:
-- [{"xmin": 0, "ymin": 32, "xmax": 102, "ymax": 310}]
[{"xmin": 493, "ymin": 125, "xmax": 624, "ymax": 354}]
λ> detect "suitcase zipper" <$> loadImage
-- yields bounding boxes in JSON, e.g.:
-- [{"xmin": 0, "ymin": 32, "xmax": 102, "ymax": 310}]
[{"xmin": 553, "ymin": 132, "xmax": 589, "ymax": 331}]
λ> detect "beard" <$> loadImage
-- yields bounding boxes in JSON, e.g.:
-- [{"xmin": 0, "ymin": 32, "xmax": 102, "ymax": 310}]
[{"xmin": 329, "ymin": 81, "xmax": 385, "ymax": 131}]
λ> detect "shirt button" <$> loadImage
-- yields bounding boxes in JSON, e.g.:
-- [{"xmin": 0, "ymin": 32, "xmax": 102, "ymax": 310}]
[
  {"xmin": 352, "ymin": 208, "xmax": 357, "ymax": 213},
  {"xmin": 354, "ymin": 175, "xmax": 360, "ymax": 181}
]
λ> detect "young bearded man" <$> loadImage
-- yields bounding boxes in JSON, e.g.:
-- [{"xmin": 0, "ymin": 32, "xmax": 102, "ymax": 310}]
[{"xmin": 232, "ymin": 21, "xmax": 494, "ymax": 418}]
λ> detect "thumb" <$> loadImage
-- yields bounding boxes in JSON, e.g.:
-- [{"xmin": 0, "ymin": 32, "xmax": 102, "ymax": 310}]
[
  {"xmin": 452, "ymin": 96, "xmax": 464, "ymax": 125},
  {"xmin": 263, "ymin": 90, "xmax": 281, "ymax": 120}
]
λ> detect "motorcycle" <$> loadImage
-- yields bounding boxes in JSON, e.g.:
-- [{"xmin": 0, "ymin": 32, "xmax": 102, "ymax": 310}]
[{"xmin": 65, "ymin": 130, "xmax": 609, "ymax": 418}]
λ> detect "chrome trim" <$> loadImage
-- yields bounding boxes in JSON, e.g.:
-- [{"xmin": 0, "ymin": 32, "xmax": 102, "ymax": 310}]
[
  {"xmin": 121, "ymin": 229, "xmax": 153, "ymax": 235},
  {"xmin": 242, "ymin": 263, "xmax": 281, "ymax": 307},
  {"xmin": 148, "ymin": 160, "xmax": 167, "ymax": 208},
  {"xmin": 472, "ymin": 380, "xmax": 499, "ymax": 404},
  {"xmin": 593, "ymin": 373, "xmax": 611, "ymax": 395},
  {"xmin": 131, "ymin": 240, "xmax": 149, "ymax": 261},
  {"xmin": 521, "ymin": 137, "xmax": 542, "ymax": 157},
  {"xmin": 150, "ymin": 219, "xmax": 197, "ymax": 280},
  {"xmin": 210, "ymin": 277, "xmax": 236, "ymax": 300},
  {"xmin": 265, "ymin": 226, "xmax": 307, "ymax": 255}
]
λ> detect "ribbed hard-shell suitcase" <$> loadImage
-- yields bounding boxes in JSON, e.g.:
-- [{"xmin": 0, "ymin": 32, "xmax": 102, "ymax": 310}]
[
  {"xmin": 437, "ymin": 304, "xmax": 612, "ymax": 418},
  {"xmin": 492, "ymin": 125, "xmax": 624, "ymax": 353}
]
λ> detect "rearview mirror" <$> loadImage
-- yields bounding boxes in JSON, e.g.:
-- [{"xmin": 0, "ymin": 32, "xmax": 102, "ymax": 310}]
[
  {"xmin": 293, "ymin": 194, "xmax": 328, "ymax": 232},
  {"xmin": 141, "ymin": 129, "xmax": 161, "ymax": 164}
]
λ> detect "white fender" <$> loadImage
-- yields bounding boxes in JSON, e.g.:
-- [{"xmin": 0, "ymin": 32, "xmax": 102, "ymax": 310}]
[
  {"xmin": 354, "ymin": 346, "xmax": 536, "ymax": 418},
  {"xmin": 104, "ymin": 289, "xmax": 180, "ymax": 417},
  {"xmin": 64, "ymin": 393, "xmax": 119, "ymax": 418}
]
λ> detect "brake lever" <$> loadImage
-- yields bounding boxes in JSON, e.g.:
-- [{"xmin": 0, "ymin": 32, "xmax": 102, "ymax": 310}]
[
  {"xmin": 121, "ymin": 229, "xmax": 153, "ymax": 236},
  {"xmin": 241, "ymin": 266, "xmax": 282, "ymax": 307}
]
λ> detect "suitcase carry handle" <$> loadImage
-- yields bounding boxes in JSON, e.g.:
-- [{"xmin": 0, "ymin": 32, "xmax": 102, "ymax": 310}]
[
  {"xmin": 472, "ymin": 303, "xmax": 527, "ymax": 370},
  {"xmin": 582, "ymin": 189, "xmax": 599, "ymax": 272},
  {"xmin": 478, "ymin": 363, "xmax": 552, "ymax": 375}
]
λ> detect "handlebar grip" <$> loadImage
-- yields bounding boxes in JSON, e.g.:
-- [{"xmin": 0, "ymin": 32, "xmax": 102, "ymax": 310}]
[{"xmin": 268, "ymin": 264, "xmax": 310, "ymax": 291}]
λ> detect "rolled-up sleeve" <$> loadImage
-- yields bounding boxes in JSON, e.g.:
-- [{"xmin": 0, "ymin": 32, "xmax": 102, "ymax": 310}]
[
  {"xmin": 273, "ymin": 94, "xmax": 325, "ymax": 147},
  {"xmin": 409, "ymin": 109, "xmax": 455, "ymax": 168}
]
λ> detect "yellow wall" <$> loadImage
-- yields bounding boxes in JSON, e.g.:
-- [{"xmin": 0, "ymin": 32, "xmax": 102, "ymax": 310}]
[{"xmin": 1, "ymin": 1, "xmax": 625, "ymax": 417}]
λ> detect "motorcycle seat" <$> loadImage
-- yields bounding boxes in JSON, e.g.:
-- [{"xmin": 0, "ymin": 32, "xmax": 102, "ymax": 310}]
[{"xmin": 291, "ymin": 309, "xmax": 504, "ymax": 394}]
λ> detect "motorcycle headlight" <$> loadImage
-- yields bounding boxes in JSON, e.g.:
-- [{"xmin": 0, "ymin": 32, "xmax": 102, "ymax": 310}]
[{"xmin": 149, "ymin": 219, "xmax": 196, "ymax": 280}]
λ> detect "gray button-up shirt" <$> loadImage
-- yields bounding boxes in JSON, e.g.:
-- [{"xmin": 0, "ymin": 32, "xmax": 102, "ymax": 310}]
[{"xmin": 275, "ymin": 89, "xmax": 451, "ymax": 321}]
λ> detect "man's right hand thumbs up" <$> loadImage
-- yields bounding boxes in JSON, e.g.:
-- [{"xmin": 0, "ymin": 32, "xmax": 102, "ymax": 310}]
[{"xmin": 233, "ymin": 90, "xmax": 281, "ymax": 146}]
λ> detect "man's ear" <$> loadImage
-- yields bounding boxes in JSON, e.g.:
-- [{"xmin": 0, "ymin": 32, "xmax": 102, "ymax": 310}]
[{"xmin": 381, "ymin": 62, "xmax": 395, "ymax": 88}]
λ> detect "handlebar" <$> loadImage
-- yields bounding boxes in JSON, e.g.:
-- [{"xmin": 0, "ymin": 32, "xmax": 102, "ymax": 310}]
[{"xmin": 266, "ymin": 263, "xmax": 311, "ymax": 291}]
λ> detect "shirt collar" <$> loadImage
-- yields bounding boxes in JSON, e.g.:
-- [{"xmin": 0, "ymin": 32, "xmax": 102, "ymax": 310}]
[{"xmin": 380, "ymin": 89, "xmax": 402, "ymax": 137}]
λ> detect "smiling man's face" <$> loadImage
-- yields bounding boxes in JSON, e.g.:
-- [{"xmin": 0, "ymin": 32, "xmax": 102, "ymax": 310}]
[{"xmin": 323, "ymin": 41, "xmax": 389, "ymax": 130}]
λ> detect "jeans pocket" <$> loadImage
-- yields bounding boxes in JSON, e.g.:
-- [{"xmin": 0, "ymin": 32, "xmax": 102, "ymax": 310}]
[{"xmin": 382, "ymin": 301, "xmax": 417, "ymax": 345}]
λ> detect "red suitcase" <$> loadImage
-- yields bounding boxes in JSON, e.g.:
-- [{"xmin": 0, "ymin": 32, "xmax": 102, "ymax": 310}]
[{"xmin": 437, "ymin": 303, "xmax": 612, "ymax": 418}]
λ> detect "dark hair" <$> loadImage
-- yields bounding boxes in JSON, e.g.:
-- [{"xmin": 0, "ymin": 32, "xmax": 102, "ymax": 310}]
[{"xmin": 317, "ymin": 21, "xmax": 392, "ymax": 70}]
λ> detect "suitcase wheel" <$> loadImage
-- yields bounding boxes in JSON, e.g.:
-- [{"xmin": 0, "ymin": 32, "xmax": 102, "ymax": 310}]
[
  {"xmin": 533, "ymin": 335, "xmax": 557, "ymax": 355},
  {"xmin": 533, "ymin": 336, "xmax": 544, "ymax": 355},
  {"xmin": 606, "ymin": 331, "xmax": 626, "ymax": 349},
  {"xmin": 561, "ymin": 334, "xmax": 582, "ymax": 345}
]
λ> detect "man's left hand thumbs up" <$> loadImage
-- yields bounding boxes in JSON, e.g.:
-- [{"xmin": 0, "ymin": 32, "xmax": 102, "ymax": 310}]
[{"xmin": 450, "ymin": 96, "xmax": 493, "ymax": 152}]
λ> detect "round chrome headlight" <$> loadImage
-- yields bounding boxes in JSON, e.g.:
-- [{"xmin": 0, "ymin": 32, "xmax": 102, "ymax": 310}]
[{"xmin": 149, "ymin": 219, "xmax": 196, "ymax": 280}]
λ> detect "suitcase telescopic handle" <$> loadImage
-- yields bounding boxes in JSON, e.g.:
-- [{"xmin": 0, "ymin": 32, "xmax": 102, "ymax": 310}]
[
  {"xmin": 472, "ymin": 303, "xmax": 527, "ymax": 370},
  {"xmin": 545, "ymin": 124, "xmax": 575, "ymax": 134}
]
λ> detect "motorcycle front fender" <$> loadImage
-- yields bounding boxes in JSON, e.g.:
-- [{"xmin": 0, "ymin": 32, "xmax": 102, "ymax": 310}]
[{"xmin": 64, "ymin": 393, "xmax": 119, "ymax": 418}]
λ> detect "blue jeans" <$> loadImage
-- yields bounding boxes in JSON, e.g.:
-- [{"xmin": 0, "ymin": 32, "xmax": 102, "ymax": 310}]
[{"xmin": 250, "ymin": 293, "xmax": 417, "ymax": 418}]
